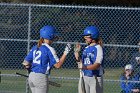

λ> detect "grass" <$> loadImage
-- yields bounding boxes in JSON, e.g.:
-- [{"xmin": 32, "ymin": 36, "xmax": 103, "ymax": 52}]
[{"xmin": 0, "ymin": 68, "xmax": 123, "ymax": 93}]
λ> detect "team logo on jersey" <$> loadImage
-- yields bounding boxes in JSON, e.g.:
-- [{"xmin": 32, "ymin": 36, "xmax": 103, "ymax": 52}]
[
  {"xmin": 87, "ymin": 53, "xmax": 94, "ymax": 58},
  {"xmin": 90, "ymin": 53, "xmax": 94, "ymax": 58},
  {"xmin": 83, "ymin": 50, "xmax": 87, "ymax": 57}
]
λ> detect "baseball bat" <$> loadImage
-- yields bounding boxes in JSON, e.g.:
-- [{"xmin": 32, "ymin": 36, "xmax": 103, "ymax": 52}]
[
  {"xmin": 78, "ymin": 69, "xmax": 86, "ymax": 93},
  {"xmin": 15, "ymin": 72, "xmax": 61, "ymax": 87}
]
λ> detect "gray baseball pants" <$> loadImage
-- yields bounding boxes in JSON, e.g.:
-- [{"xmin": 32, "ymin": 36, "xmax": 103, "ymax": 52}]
[
  {"xmin": 83, "ymin": 75, "xmax": 103, "ymax": 93},
  {"xmin": 28, "ymin": 72, "xmax": 49, "ymax": 93}
]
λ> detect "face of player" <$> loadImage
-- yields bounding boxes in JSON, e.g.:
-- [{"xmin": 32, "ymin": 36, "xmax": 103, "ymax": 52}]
[
  {"xmin": 84, "ymin": 36, "xmax": 93, "ymax": 45},
  {"xmin": 125, "ymin": 69, "xmax": 132, "ymax": 75}
]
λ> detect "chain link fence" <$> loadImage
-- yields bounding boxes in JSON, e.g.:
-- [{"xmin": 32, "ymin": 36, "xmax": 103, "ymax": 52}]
[{"xmin": 0, "ymin": 3, "xmax": 140, "ymax": 93}]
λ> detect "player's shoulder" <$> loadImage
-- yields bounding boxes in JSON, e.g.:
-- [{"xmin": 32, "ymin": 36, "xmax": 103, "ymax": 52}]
[
  {"xmin": 85, "ymin": 44, "xmax": 102, "ymax": 50},
  {"xmin": 42, "ymin": 43, "xmax": 56, "ymax": 53},
  {"xmin": 95, "ymin": 44, "xmax": 102, "ymax": 48},
  {"xmin": 95, "ymin": 44, "xmax": 103, "ymax": 50},
  {"xmin": 33, "ymin": 45, "xmax": 38, "ymax": 48},
  {"xmin": 30, "ymin": 45, "xmax": 38, "ymax": 51},
  {"xmin": 85, "ymin": 46, "xmax": 89, "ymax": 49}
]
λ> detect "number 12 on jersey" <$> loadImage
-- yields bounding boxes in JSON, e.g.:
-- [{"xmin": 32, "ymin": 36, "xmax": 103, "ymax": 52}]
[{"xmin": 33, "ymin": 50, "xmax": 41, "ymax": 64}]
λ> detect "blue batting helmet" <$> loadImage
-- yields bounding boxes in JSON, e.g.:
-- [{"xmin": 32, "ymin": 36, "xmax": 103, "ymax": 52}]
[
  {"xmin": 83, "ymin": 26, "xmax": 99, "ymax": 39},
  {"xmin": 40, "ymin": 25, "xmax": 57, "ymax": 40}
]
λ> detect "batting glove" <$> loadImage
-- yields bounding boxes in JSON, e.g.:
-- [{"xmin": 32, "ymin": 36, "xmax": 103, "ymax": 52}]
[{"xmin": 64, "ymin": 43, "xmax": 71, "ymax": 55}]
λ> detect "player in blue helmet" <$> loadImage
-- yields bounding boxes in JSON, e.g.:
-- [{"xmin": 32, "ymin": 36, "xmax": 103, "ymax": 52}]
[
  {"xmin": 83, "ymin": 26, "xmax": 99, "ymax": 39},
  {"xmin": 22, "ymin": 25, "xmax": 71, "ymax": 93},
  {"xmin": 82, "ymin": 26, "xmax": 101, "ymax": 45},
  {"xmin": 74, "ymin": 26, "xmax": 104, "ymax": 93}
]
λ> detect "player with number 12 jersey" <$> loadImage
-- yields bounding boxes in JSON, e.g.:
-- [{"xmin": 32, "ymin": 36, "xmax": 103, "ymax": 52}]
[{"xmin": 25, "ymin": 43, "xmax": 59, "ymax": 75}]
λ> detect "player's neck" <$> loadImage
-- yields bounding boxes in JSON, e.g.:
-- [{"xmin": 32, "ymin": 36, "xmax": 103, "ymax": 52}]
[
  {"xmin": 89, "ymin": 43, "xmax": 96, "ymax": 46},
  {"xmin": 44, "ymin": 39, "xmax": 53, "ymax": 45}
]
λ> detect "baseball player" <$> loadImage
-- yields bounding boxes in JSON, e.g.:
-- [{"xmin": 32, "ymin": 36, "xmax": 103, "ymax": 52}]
[
  {"xmin": 22, "ymin": 25, "xmax": 71, "ymax": 93},
  {"xmin": 74, "ymin": 26, "xmax": 104, "ymax": 93},
  {"xmin": 120, "ymin": 64, "xmax": 140, "ymax": 93}
]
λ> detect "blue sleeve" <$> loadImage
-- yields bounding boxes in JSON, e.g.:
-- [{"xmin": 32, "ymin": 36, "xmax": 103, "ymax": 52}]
[
  {"xmin": 24, "ymin": 46, "xmax": 35, "ymax": 63},
  {"xmin": 48, "ymin": 49, "xmax": 58, "ymax": 67}
]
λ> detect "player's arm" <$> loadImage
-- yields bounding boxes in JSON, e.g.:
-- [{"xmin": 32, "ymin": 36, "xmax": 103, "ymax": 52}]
[
  {"xmin": 54, "ymin": 43, "xmax": 71, "ymax": 68},
  {"xmin": 83, "ymin": 63, "xmax": 100, "ymax": 70},
  {"xmin": 22, "ymin": 47, "xmax": 34, "ymax": 69},
  {"xmin": 74, "ymin": 43, "xmax": 85, "ymax": 69},
  {"xmin": 54, "ymin": 53, "xmax": 67, "ymax": 68},
  {"xmin": 22, "ymin": 60, "xmax": 32, "ymax": 73}
]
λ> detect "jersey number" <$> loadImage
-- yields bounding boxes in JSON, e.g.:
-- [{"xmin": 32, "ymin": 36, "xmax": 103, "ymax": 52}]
[
  {"xmin": 33, "ymin": 50, "xmax": 41, "ymax": 64},
  {"xmin": 84, "ymin": 58, "xmax": 90, "ymax": 64}
]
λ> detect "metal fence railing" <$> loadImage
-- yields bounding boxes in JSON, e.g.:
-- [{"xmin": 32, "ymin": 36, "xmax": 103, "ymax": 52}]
[{"xmin": 0, "ymin": 3, "xmax": 140, "ymax": 93}]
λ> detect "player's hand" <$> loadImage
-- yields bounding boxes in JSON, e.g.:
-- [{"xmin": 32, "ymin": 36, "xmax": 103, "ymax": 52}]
[
  {"xmin": 22, "ymin": 60, "xmax": 30, "ymax": 69},
  {"xmin": 77, "ymin": 62, "xmax": 83, "ymax": 69},
  {"xmin": 64, "ymin": 43, "xmax": 71, "ymax": 55},
  {"xmin": 74, "ymin": 42, "xmax": 81, "ymax": 53},
  {"xmin": 74, "ymin": 42, "xmax": 81, "ymax": 62}
]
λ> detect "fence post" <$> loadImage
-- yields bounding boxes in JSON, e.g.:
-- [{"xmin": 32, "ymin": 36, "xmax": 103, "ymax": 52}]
[{"xmin": 26, "ymin": 5, "xmax": 32, "ymax": 93}]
